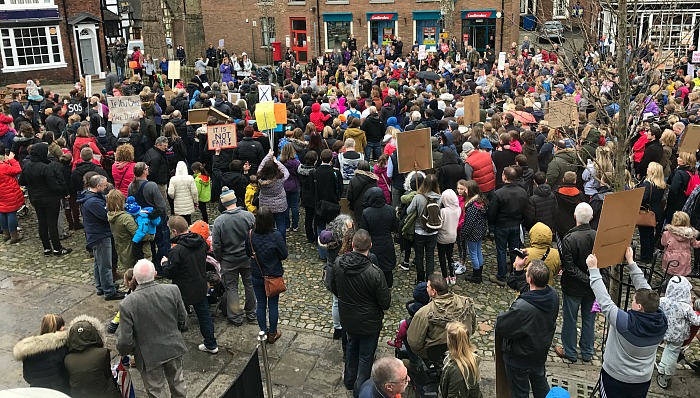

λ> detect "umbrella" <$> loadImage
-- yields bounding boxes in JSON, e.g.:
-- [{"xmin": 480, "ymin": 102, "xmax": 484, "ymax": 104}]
[
  {"xmin": 510, "ymin": 110, "xmax": 536, "ymax": 125},
  {"xmin": 416, "ymin": 70, "xmax": 441, "ymax": 81}
]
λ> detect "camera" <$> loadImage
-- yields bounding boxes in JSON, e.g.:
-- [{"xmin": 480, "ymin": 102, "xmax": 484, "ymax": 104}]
[{"xmin": 511, "ymin": 248, "xmax": 526, "ymax": 259}]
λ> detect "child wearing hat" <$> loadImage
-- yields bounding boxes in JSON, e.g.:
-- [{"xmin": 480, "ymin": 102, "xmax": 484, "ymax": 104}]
[
  {"xmin": 244, "ymin": 176, "xmax": 259, "ymax": 214},
  {"xmin": 125, "ymin": 196, "xmax": 159, "ymax": 259}
]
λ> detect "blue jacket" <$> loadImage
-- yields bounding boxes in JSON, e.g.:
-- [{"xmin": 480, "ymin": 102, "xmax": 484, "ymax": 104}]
[
  {"xmin": 245, "ymin": 230, "xmax": 287, "ymax": 279},
  {"xmin": 77, "ymin": 191, "xmax": 112, "ymax": 248},
  {"xmin": 220, "ymin": 63, "xmax": 233, "ymax": 83},
  {"xmin": 132, "ymin": 207, "xmax": 161, "ymax": 243}
]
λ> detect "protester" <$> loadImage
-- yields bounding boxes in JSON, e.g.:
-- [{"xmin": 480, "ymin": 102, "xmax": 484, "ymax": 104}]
[
  {"xmin": 0, "ymin": 148, "xmax": 24, "ymax": 243},
  {"xmin": 406, "ymin": 174, "xmax": 442, "ymax": 283},
  {"xmin": 357, "ymin": 357, "xmax": 409, "ymax": 398},
  {"xmin": 359, "ymin": 187, "xmax": 399, "ymax": 287},
  {"xmin": 168, "ymin": 161, "xmax": 198, "ymax": 224},
  {"xmin": 440, "ymin": 321, "xmax": 482, "ymax": 398}
]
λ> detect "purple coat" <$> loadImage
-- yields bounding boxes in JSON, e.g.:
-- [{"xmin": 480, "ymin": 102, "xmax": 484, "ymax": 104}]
[{"xmin": 282, "ymin": 158, "xmax": 301, "ymax": 193}]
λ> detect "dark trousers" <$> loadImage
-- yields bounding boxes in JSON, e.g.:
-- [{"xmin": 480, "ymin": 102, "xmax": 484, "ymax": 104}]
[
  {"xmin": 638, "ymin": 225, "xmax": 655, "ymax": 261},
  {"xmin": 437, "ymin": 242, "xmax": 455, "ymax": 278},
  {"xmin": 65, "ymin": 194, "xmax": 80, "ymax": 226},
  {"xmin": 34, "ymin": 200, "xmax": 62, "ymax": 251},
  {"xmin": 344, "ymin": 331, "xmax": 380, "ymax": 397},
  {"xmin": 304, "ymin": 206, "xmax": 315, "ymax": 243},
  {"xmin": 504, "ymin": 363, "xmax": 550, "ymax": 398},
  {"xmin": 600, "ymin": 368, "xmax": 651, "ymax": 398},
  {"xmin": 152, "ymin": 218, "xmax": 170, "ymax": 273},
  {"xmin": 494, "ymin": 225, "xmax": 522, "ymax": 280},
  {"xmin": 413, "ymin": 233, "xmax": 437, "ymax": 282},
  {"xmin": 383, "ymin": 271, "xmax": 393, "ymax": 289},
  {"xmin": 181, "ymin": 214, "xmax": 192, "ymax": 225},
  {"xmin": 191, "ymin": 297, "xmax": 217, "ymax": 350},
  {"xmin": 198, "ymin": 201, "xmax": 209, "ymax": 223}
]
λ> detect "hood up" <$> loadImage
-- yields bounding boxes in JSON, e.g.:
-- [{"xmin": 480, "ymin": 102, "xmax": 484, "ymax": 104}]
[
  {"xmin": 529, "ymin": 222, "xmax": 554, "ymax": 248},
  {"xmin": 363, "ymin": 186, "xmax": 387, "ymax": 208},
  {"xmin": 175, "ymin": 161, "xmax": 188, "ymax": 176},
  {"xmin": 13, "ymin": 330, "xmax": 69, "ymax": 360},
  {"xmin": 441, "ymin": 189, "xmax": 459, "ymax": 209},
  {"xmin": 29, "ymin": 142, "xmax": 50, "ymax": 164},
  {"xmin": 171, "ymin": 231, "xmax": 208, "ymax": 250},
  {"xmin": 67, "ymin": 315, "xmax": 105, "ymax": 352}
]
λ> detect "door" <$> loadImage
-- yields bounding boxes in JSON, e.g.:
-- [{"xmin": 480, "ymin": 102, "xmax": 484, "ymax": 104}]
[
  {"xmin": 371, "ymin": 21, "xmax": 394, "ymax": 47},
  {"xmin": 462, "ymin": 20, "xmax": 495, "ymax": 52},
  {"xmin": 290, "ymin": 18, "xmax": 307, "ymax": 63},
  {"xmin": 79, "ymin": 38, "xmax": 96, "ymax": 75}
]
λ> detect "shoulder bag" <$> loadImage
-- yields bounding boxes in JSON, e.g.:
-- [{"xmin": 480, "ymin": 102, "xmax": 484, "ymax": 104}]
[
  {"xmin": 249, "ymin": 230, "xmax": 287, "ymax": 297},
  {"xmin": 636, "ymin": 184, "xmax": 657, "ymax": 227}
]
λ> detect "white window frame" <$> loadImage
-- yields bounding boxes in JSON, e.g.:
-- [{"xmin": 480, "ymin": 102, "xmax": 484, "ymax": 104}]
[
  {"xmin": 553, "ymin": 0, "xmax": 569, "ymax": 19},
  {"xmin": 0, "ymin": 0, "xmax": 56, "ymax": 9},
  {"xmin": 0, "ymin": 25, "xmax": 67, "ymax": 73},
  {"xmin": 260, "ymin": 16, "xmax": 275, "ymax": 48},
  {"xmin": 324, "ymin": 20, "xmax": 353, "ymax": 52}
]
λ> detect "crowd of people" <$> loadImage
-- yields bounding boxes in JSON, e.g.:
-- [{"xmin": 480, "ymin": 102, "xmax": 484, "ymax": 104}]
[{"xmin": 5, "ymin": 33, "xmax": 700, "ymax": 398}]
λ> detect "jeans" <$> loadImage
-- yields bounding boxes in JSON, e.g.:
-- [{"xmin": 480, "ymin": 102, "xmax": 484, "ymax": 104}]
[
  {"xmin": 34, "ymin": 200, "xmax": 62, "ymax": 251},
  {"xmin": 152, "ymin": 218, "xmax": 170, "ymax": 273},
  {"xmin": 191, "ymin": 297, "xmax": 217, "ymax": 349},
  {"xmin": 437, "ymin": 242, "xmax": 455, "ymax": 277},
  {"xmin": 467, "ymin": 241, "xmax": 484, "ymax": 270},
  {"xmin": 344, "ymin": 331, "xmax": 380, "ymax": 396},
  {"xmin": 221, "ymin": 264, "xmax": 257, "ymax": 323},
  {"xmin": 561, "ymin": 293, "xmax": 595, "ymax": 361},
  {"xmin": 317, "ymin": 222, "xmax": 328, "ymax": 260},
  {"xmin": 658, "ymin": 340, "xmax": 683, "ymax": 376},
  {"xmin": 93, "ymin": 237, "xmax": 117, "ymax": 297},
  {"xmin": 638, "ymin": 225, "xmax": 655, "ymax": 260},
  {"xmin": 304, "ymin": 206, "xmax": 315, "ymax": 243},
  {"xmin": 251, "ymin": 276, "xmax": 279, "ymax": 333},
  {"xmin": 273, "ymin": 211, "xmax": 287, "ymax": 242},
  {"xmin": 332, "ymin": 295, "xmax": 342, "ymax": 329},
  {"xmin": 494, "ymin": 225, "xmax": 522, "ymax": 280},
  {"xmin": 116, "ymin": 65, "xmax": 124, "ymax": 81},
  {"xmin": 0, "ymin": 211, "xmax": 18, "ymax": 233},
  {"xmin": 413, "ymin": 233, "xmax": 437, "ymax": 282},
  {"xmin": 504, "ymin": 363, "xmax": 550, "ymax": 398},
  {"xmin": 285, "ymin": 191, "xmax": 300, "ymax": 229},
  {"xmin": 364, "ymin": 142, "xmax": 382, "ymax": 162}
]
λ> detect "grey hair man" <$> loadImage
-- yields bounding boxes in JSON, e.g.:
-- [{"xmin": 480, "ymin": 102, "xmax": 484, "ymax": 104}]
[
  {"xmin": 117, "ymin": 259, "xmax": 188, "ymax": 397},
  {"xmin": 356, "ymin": 357, "xmax": 409, "ymax": 397}
]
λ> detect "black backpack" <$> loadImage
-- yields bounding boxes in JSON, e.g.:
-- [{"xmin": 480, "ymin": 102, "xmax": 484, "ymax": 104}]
[{"xmin": 420, "ymin": 195, "xmax": 443, "ymax": 233}]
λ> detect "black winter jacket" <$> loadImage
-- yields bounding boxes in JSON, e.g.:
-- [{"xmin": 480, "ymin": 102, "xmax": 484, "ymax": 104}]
[
  {"xmin": 359, "ymin": 187, "xmax": 399, "ymax": 272},
  {"xmin": 234, "ymin": 137, "xmax": 265, "ymax": 172},
  {"xmin": 18, "ymin": 143, "xmax": 65, "ymax": 206},
  {"xmin": 330, "ymin": 251, "xmax": 391, "ymax": 334},
  {"xmin": 554, "ymin": 185, "xmax": 584, "ymax": 237},
  {"xmin": 163, "ymin": 232, "xmax": 209, "ymax": 305},
  {"xmin": 70, "ymin": 161, "xmax": 108, "ymax": 194},
  {"xmin": 142, "ymin": 147, "xmax": 170, "ymax": 185},
  {"xmin": 635, "ymin": 139, "xmax": 663, "ymax": 179},
  {"xmin": 488, "ymin": 183, "xmax": 528, "ymax": 227},
  {"xmin": 361, "ymin": 113, "xmax": 383, "ymax": 144},
  {"xmin": 298, "ymin": 164, "xmax": 317, "ymax": 208},
  {"xmin": 493, "ymin": 149, "xmax": 518, "ymax": 188},
  {"xmin": 437, "ymin": 151, "xmax": 466, "ymax": 192},
  {"xmin": 667, "ymin": 165, "xmax": 693, "ymax": 217},
  {"xmin": 347, "ymin": 170, "xmax": 378, "ymax": 222},
  {"xmin": 524, "ymin": 184, "xmax": 557, "ymax": 231},
  {"xmin": 560, "ymin": 224, "xmax": 609, "ymax": 297},
  {"xmin": 171, "ymin": 96, "xmax": 189, "ymax": 119},
  {"xmin": 13, "ymin": 330, "xmax": 70, "ymax": 394}
]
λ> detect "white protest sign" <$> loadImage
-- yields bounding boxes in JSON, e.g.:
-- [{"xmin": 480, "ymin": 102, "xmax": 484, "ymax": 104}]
[
  {"xmin": 107, "ymin": 95, "xmax": 142, "ymax": 124},
  {"xmin": 85, "ymin": 75, "xmax": 92, "ymax": 98},
  {"xmin": 498, "ymin": 52, "xmax": 507, "ymax": 71},
  {"xmin": 301, "ymin": 80, "xmax": 309, "ymax": 88},
  {"xmin": 168, "ymin": 60, "xmax": 181, "ymax": 80},
  {"xmin": 218, "ymin": 39, "xmax": 224, "ymax": 48},
  {"xmin": 418, "ymin": 45, "xmax": 427, "ymax": 60},
  {"xmin": 693, "ymin": 51, "xmax": 700, "ymax": 63},
  {"xmin": 258, "ymin": 84, "xmax": 272, "ymax": 102}
]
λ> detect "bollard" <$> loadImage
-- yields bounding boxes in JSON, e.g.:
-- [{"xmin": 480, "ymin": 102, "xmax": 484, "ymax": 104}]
[{"xmin": 258, "ymin": 331, "xmax": 274, "ymax": 398}]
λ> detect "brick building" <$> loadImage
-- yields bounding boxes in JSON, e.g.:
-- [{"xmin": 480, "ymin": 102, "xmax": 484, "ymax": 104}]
[
  {"xmin": 199, "ymin": 0, "xmax": 520, "ymax": 64},
  {"xmin": 0, "ymin": 0, "xmax": 108, "ymax": 84},
  {"xmin": 528, "ymin": 0, "xmax": 598, "ymax": 32}
]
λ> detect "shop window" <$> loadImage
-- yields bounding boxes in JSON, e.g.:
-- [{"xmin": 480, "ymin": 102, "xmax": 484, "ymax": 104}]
[
  {"xmin": 553, "ymin": 0, "xmax": 569, "ymax": 18},
  {"xmin": 261, "ymin": 17, "xmax": 276, "ymax": 47},
  {"xmin": 325, "ymin": 21, "xmax": 351, "ymax": 52},
  {"xmin": 0, "ymin": 26, "xmax": 65, "ymax": 72}
]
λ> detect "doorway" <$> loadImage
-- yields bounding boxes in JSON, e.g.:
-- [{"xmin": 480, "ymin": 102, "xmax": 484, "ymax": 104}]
[
  {"xmin": 370, "ymin": 20, "xmax": 394, "ymax": 47},
  {"xmin": 462, "ymin": 19, "xmax": 496, "ymax": 52},
  {"xmin": 78, "ymin": 29, "xmax": 96, "ymax": 75},
  {"xmin": 290, "ymin": 18, "xmax": 307, "ymax": 63}
]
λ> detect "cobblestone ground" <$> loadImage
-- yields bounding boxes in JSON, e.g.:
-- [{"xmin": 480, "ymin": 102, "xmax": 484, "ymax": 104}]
[{"xmin": 2, "ymin": 205, "xmax": 700, "ymax": 372}]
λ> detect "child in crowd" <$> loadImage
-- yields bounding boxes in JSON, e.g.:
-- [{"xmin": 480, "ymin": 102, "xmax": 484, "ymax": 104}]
[
  {"xmin": 387, "ymin": 282, "xmax": 430, "ymax": 348},
  {"xmin": 245, "ymin": 175, "xmax": 259, "ymax": 214},
  {"xmin": 124, "ymin": 196, "xmax": 159, "ymax": 259},
  {"xmin": 460, "ymin": 180, "xmax": 489, "ymax": 283},
  {"xmin": 454, "ymin": 180, "xmax": 469, "ymax": 275},
  {"xmin": 190, "ymin": 220, "xmax": 212, "ymax": 250},
  {"xmin": 106, "ymin": 268, "xmax": 137, "ymax": 333},
  {"xmin": 192, "ymin": 162, "xmax": 211, "ymax": 223},
  {"xmin": 657, "ymin": 276, "xmax": 700, "ymax": 388},
  {"xmin": 373, "ymin": 154, "xmax": 391, "ymax": 205},
  {"xmin": 661, "ymin": 211, "xmax": 700, "ymax": 276},
  {"xmin": 437, "ymin": 189, "xmax": 461, "ymax": 285}
]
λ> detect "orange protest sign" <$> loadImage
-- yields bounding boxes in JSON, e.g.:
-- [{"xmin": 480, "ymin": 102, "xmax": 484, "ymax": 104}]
[{"xmin": 274, "ymin": 103, "xmax": 287, "ymax": 124}]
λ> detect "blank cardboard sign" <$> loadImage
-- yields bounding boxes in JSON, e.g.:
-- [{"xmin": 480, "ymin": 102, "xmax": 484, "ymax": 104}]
[
  {"xmin": 678, "ymin": 124, "xmax": 700, "ymax": 154},
  {"xmin": 592, "ymin": 188, "xmax": 645, "ymax": 268},
  {"xmin": 462, "ymin": 94, "xmax": 480, "ymax": 125},
  {"xmin": 544, "ymin": 98, "xmax": 577, "ymax": 129},
  {"xmin": 396, "ymin": 128, "xmax": 433, "ymax": 173}
]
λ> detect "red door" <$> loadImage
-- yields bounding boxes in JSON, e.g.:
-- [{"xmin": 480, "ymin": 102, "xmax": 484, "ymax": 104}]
[{"xmin": 290, "ymin": 18, "xmax": 308, "ymax": 63}]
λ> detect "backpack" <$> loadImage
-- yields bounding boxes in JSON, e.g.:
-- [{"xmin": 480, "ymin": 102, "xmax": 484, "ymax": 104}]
[
  {"xmin": 347, "ymin": 109, "xmax": 361, "ymax": 119},
  {"xmin": 419, "ymin": 194, "xmax": 443, "ymax": 233},
  {"xmin": 686, "ymin": 171, "xmax": 700, "ymax": 196}
]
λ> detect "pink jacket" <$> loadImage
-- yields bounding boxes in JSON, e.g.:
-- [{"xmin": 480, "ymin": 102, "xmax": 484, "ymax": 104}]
[
  {"xmin": 373, "ymin": 164, "xmax": 392, "ymax": 204},
  {"xmin": 661, "ymin": 225, "xmax": 700, "ymax": 276},
  {"xmin": 457, "ymin": 194, "xmax": 467, "ymax": 232}
]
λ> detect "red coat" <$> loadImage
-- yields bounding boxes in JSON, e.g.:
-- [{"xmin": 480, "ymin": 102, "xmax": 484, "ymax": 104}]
[
  {"xmin": 309, "ymin": 103, "xmax": 330, "ymax": 132},
  {"xmin": 0, "ymin": 158, "xmax": 24, "ymax": 212},
  {"xmin": 112, "ymin": 161, "xmax": 135, "ymax": 197},
  {"xmin": 71, "ymin": 136, "xmax": 102, "ymax": 169},
  {"xmin": 466, "ymin": 150, "xmax": 496, "ymax": 193}
]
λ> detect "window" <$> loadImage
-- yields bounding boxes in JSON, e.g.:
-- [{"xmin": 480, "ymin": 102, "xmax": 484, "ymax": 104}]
[
  {"xmin": 553, "ymin": 0, "xmax": 568, "ymax": 18},
  {"xmin": 325, "ymin": 0, "xmax": 349, "ymax": 4},
  {"xmin": 325, "ymin": 21, "xmax": 352, "ymax": 52},
  {"xmin": 287, "ymin": 0, "xmax": 305, "ymax": 4},
  {"xmin": 261, "ymin": 17, "xmax": 275, "ymax": 47},
  {"xmin": 0, "ymin": 26, "xmax": 65, "ymax": 72},
  {"xmin": 0, "ymin": 0, "xmax": 55, "ymax": 7}
]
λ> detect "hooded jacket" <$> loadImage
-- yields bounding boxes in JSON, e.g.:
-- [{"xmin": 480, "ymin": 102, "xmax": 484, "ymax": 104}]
[
  {"xmin": 108, "ymin": 210, "xmax": 150, "ymax": 269},
  {"xmin": 590, "ymin": 264, "xmax": 667, "ymax": 384},
  {"xmin": 18, "ymin": 143, "xmax": 64, "ymax": 205},
  {"xmin": 495, "ymin": 280, "xmax": 559, "ymax": 368},
  {"xmin": 212, "ymin": 206, "xmax": 256, "ymax": 266},
  {"xmin": 407, "ymin": 292, "xmax": 477, "ymax": 360},
  {"xmin": 579, "ymin": 128, "xmax": 600, "ymax": 165},
  {"xmin": 257, "ymin": 153, "xmax": 289, "ymax": 214},
  {"xmin": 0, "ymin": 157, "xmax": 23, "ymax": 213},
  {"xmin": 359, "ymin": 187, "xmax": 399, "ymax": 272},
  {"xmin": 143, "ymin": 146, "xmax": 170, "ymax": 185},
  {"xmin": 310, "ymin": 103, "xmax": 331, "ymax": 132},
  {"xmin": 77, "ymin": 191, "xmax": 112, "ymax": 248},
  {"xmin": 64, "ymin": 315, "xmax": 121, "ymax": 398},
  {"xmin": 168, "ymin": 161, "xmax": 198, "ymax": 215},
  {"xmin": 525, "ymin": 223, "xmax": 561, "ymax": 285},
  {"xmin": 524, "ymin": 183, "xmax": 557, "ymax": 231},
  {"xmin": 297, "ymin": 163, "xmax": 317, "ymax": 208},
  {"xmin": 545, "ymin": 148, "xmax": 577, "ymax": 191},
  {"xmin": 13, "ymin": 328, "xmax": 70, "ymax": 394},
  {"xmin": 661, "ymin": 225, "xmax": 700, "ymax": 276},
  {"xmin": 347, "ymin": 169, "xmax": 378, "ymax": 222},
  {"xmin": 343, "ymin": 126, "xmax": 367, "ymax": 153},
  {"xmin": 660, "ymin": 276, "xmax": 700, "ymax": 343},
  {"xmin": 438, "ymin": 150, "xmax": 466, "ymax": 193},
  {"xmin": 554, "ymin": 184, "xmax": 584, "ymax": 237},
  {"xmin": 162, "ymin": 232, "xmax": 209, "ymax": 305},
  {"xmin": 438, "ymin": 189, "xmax": 461, "ymax": 244},
  {"xmin": 330, "ymin": 251, "xmax": 391, "ymax": 335},
  {"xmin": 70, "ymin": 160, "xmax": 108, "ymax": 194},
  {"xmin": 361, "ymin": 112, "xmax": 383, "ymax": 144}
]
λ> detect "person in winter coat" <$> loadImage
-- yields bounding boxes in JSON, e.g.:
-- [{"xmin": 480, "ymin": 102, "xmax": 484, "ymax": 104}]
[
  {"xmin": 298, "ymin": 151, "xmax": 318, "ymax": 243},
  {"xmin": 168, "ymin": 161, "xmax": 198, "ymax": 224},
  {"xmin": 245, "ymin": 207, "xmax": 288, "ymax": 344},
  {"xmin": 463, "ymin": 142, "xmax": 496, "ymax": 195},
  {"xmin": 13, "ymin": 314, "xmax": 70, "ymax": 394},
  {"xmin": 635, "ymin": 126, "xmax": 664, "ymax": 180},
  {"xmin": 661, "ymin": 211, "xmax": 700, "ymax": 276},
  {"xmin": 578, "ymin": 126, "xmax": 600, "ymax": 166},
  {"xmin": 359, "ymin": 187, "xmax": 399, "ymax": 287},
  {"xmin": 213, "ymin": 152, "xmax": 249, "ymax": 210},
  {"xmin": 374, "ymin": 154, "xmax": 392, "ymax": 204},
  {"xmin": 524, "ymin": 172, "xmax": 557, "ymax": 231},
  {"xmin": 19, "ymin": 142, "xmax": 71, "ymax": 256},
  {"xmin": 440, "ymin": 321, "xmax": 483, "ymax": 398},
  {"xmin": 460, "ymin": 181, "xmax": 489, "ymax": 284},
  {"xmin": 310, "ymin": 102, "xmax": 331, "ymax": 132},
  {"xmin": 70, "ymin": 127, "xmax": 102, "ymax": 169},
  {"xmin": 234, "ymin": 125, "xmax": 266, "ymax": 172},
  {"xmin": 523, "ymin": 222, "xmax": 561, "ymax": 285},
  {"xmin": 257, "ymin": 150, "xmax": 290, "ymax": 240},
  {"xmin": 344, "ymin": 118, "xmax": 367, "ymax": 154},
  {"xmin": 70, "ymin": 147, "xmax": 108, "ymax": 196},
  {"xmin": 657, "ymin": 276, "xmax": 700, "ymax": 388},
  {"xmin": 492, "ymin": 133, "xmax": 520, "ymax": 189},
  {"xmin": 554, "ymin": 171, "xmax": 584, "ymax": 240},
  {"xmin": 163, "ymin": 216, "xmax": 219, "ymax": 353},
  {"xmin": 143, "ymin": 136, "xmax": 171, "ymax": 203},
  {"xmin": 407, "ymin": 174, "xmax": 442, "ymax": 283},
  {"xmin": 545, "ymin": 141, "xmax": 577, "ymax": 191},
  {"xmin": 107, "ymin": 190, "xmax": 151, "ymax": 271},
  {"xmin": 63, "ymin": 315, "xmax": 121, "ymax": 398},
  {"xmin": 667, "ymin": 151, "xmax": 696, "ymax": 224},
  {"xmin": 347, "ymin": 160, "xmax": 378, "ymax": 222},
  {"xmin": 112, "ymin": 144, "xmax": 136, "ymax": 197},
  {"xmin": 437, "ymin": 189, "xmax": 461, "ymax": 285},
  {"xmin": 193, "ymin": 162, "xmax": 211, "ymax": 223},
  {"xmin": 280, "ymin": 143, "xmax": 301, "ymax": 232},
  {"xmin": 0, "ymin": 149, "xmax": 24, "ymax": 243},
  {"xmin": 361, "ymin": 106, "xmax": 384, "ymax": 161},
  {"xmin": 637, "ymin": 162, "xmax": 667, "ymax": 262},
  {"xmin": 438, "ymin": 150, "xmax": 467, "ymax": 193},
  {"xmin": 220, "ymin": 56, "xmax": 234, "ymax": 83},
  {"xmin": 124, "ymin": 196, "xmax": 160, "ymax": 245}
]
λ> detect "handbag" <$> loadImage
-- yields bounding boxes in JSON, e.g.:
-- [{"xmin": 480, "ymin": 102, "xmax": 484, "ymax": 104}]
[
  {"xmin": 636, "ymin": 206, "xmax": 656, "ymax": 227},
  {"xmin": 249, "ymin": 230, "xmax": 287, "ymax": 297},
  {"xmin": 313, "ymin": 170, "xmax": 340, "ymax": 222}
]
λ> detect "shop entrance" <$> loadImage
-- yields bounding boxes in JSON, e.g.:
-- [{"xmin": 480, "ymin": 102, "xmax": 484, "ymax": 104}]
[
  {"xmin": 290, "ymin": 18, "xmax": 307, "ymax": 63},
  {"xmin": 462, "ymin": 19, "xmax": 495, "ymax": 52}
]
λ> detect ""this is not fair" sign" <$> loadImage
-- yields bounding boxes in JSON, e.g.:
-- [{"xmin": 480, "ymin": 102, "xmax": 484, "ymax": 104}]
[{"xmin": 207, "ymin": 124, "xmax": 237, "ymax": 150}]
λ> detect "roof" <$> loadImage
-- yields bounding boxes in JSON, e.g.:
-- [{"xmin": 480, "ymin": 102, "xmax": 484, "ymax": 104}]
[
  {"xmin": 67, "ymin": 12, "xmax": 101, "ymax": 25},
  {"xmin": 103, "ymin": 9, "xmax": 120, "ymax": 22}
]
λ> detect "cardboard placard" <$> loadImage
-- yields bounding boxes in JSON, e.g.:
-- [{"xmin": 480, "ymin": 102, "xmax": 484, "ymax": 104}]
[
  {"xmin": 255, "ymin": 101, "xmax": 277, "ymax": 130},
  {"xmin": 168, "ymin": 60, "xmax": 181, "ymax": 80},
  {"xmin": 678, "ymin": 124, "xmax": 700, "ymax": 154},
  {"xmin": 592, "ymin": 188, "xmax": 645, "ymax": 268},
  {"xmin": 462, "ymin": 94, "xmax": 480, "ymax": 125},
  {"xmin": 228, "ymin": 92, "xmax": 240, "ymax": 104},
  {"xmin": 497, "ymin": 52, "xmax": 507, "ymax": 71},
  {"xmin": 208, "ymin": 107, "xmax": 229, "ymax": 122},
  {"xmin": 544, "ymin": 98, "xmax": 578, "ymax": 129},
  {"xmin": 258, "ymin": 85, "xmax": 272, "ymax": 102},
  {"xmin": 107, "ymin": 95, "xmax": 141, "ymax": 124},
  {"xmin": 495, "ymin": 333, "xmax": 512, "ymax": 398},
  {"xmin": 396, "ymin": 128, "xmax": 433, "ymax": 173},
  {"xmin": 274, "ymin": 103, "xmax": 287, "ymax": 124},
  {"xmin": 207, "ymin": 123, "xmax": 237, "ymax": 150},
  {"xmin": 188, "ymin": 108, "xmax": 210, "ymax": 124}
]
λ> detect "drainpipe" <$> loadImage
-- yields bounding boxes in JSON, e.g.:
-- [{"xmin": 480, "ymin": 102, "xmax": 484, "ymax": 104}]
[
  {"xmin": 315, "ymin": 0, "xmax": 321, "ymax": 57},
  {"xmin": 62, "ymin": 0, "xmax": 78, "ymax": 82},
  {"xmin": 500, "ymin": 0, "xmax": 505, "ymax": 52},
  {"xmin": 99, "ymin": 0, "xmax": 109, "ymax": 73}
]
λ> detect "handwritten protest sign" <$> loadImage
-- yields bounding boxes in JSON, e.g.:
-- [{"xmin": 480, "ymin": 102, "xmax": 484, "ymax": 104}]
[
  {"xmin": 462, "ymin": 94, "xmax": 480, "ymax": 125},
  {"xmin": 207, "ymin": 124, "xmax": 237, "ymax": 150},
  {"xmin": 544, "ymin": 98, "xmax": 577, "ymax": 129},
  {"xmin": 255, "ymin": 101, "xmax": 277, "ymax": 130},
  {"xmin": 592, "ymin": 188, "xmax": 644, "ymax": 268},
  {"xmin": 258, "ymin": 85, "xmax": 272, "ymax": 102},
  {"xmin": 107, "ymin": 95, "xmax": 141, "ymax": 124}
]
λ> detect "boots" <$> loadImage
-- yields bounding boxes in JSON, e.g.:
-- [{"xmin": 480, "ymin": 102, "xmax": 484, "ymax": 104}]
[
  {"xmin": 9, "ymin": 231, "xmax": 22, "ymax": 244},
  {"xmin": 468, "ymin": 268, "xmax": 483, "ymax": 284},
  {"xmin": 2, "ymin": 231, "xmax": 10, "ymax": 242}
]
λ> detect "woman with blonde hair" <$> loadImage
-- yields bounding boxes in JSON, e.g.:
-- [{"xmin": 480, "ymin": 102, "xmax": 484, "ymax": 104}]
[
  {"xmin": 637, "ymin": 161, "xmax": 667, "ymax": 262},
  {"xmin": 660, "ymin": 129, "xmax": 677, "ymax": 178},
  {"xmin": 582, "ymin": 145, "xmax": 613, "ymax": 199},
  {"xmin": 440, "ymin": 321, "xmax": 482, "ymax": 397}
]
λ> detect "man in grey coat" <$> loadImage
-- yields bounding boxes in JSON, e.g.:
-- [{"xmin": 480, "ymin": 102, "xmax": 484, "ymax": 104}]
[{"xmin": 117, "ymin": 259, "xmax": 188, "ymax": 397}]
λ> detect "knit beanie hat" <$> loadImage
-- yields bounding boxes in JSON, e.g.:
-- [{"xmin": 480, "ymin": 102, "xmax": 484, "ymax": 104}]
[
  {"xmin": 124, "ymin": 196, "xmax": 140, "ymax": 215},
  {"xmin": 189, "ymin": 220, "xmax": 210, "ymax": 241},
  {"xmin": 462, "ymin": 142, "xmax": 474, "ymax": 154},
  {"xmin": 97, "ymin": 127, "xmax": 107, "ymax": 137},
  {"xmin": 220, "ymin": 186, "xmax": 237, "ymax": 208}
]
